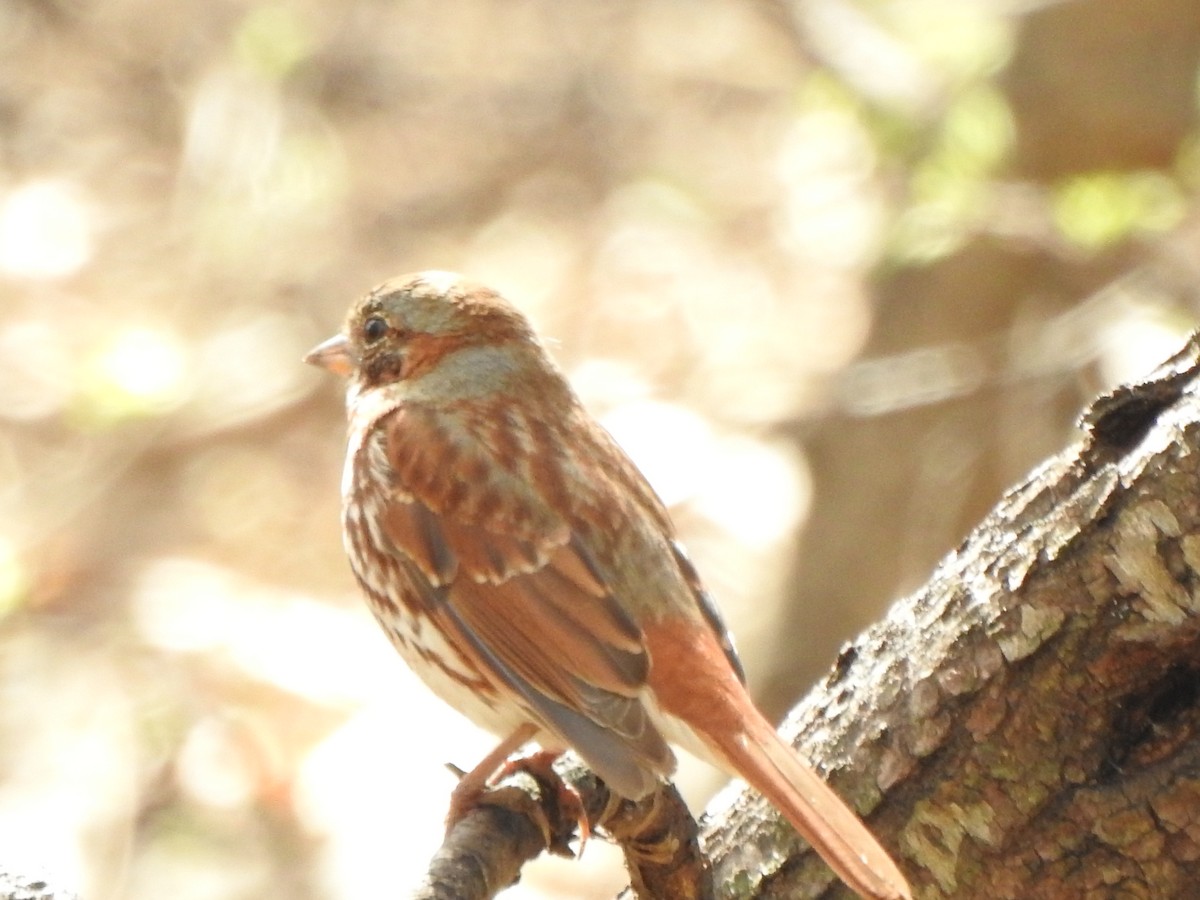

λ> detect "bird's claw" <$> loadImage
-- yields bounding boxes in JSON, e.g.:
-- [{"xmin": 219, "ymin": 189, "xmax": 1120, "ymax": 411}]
[{"xmin": 444, "ymin": 749, "xmax": 588, "ymax": 857}]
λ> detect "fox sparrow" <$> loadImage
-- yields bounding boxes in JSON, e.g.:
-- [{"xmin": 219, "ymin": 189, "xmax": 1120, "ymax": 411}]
[{"xmin": 305, "ymin": 271, "xmax": 911, "ymax": 900}]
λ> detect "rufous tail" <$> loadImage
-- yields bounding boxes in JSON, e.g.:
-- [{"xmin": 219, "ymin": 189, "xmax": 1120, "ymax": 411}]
[
  {"xmin": 643, "ymin": 616, "xmax": 911, "ymax": 899},
  {"xmin": 707, "ymin": 710, "xmax": 912, "ymax": 900}
]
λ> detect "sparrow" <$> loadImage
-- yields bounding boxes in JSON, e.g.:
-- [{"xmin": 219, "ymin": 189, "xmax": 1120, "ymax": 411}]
[{"xmin": 305, "ymin": 271, "xmax": 911, "ymax": 899}]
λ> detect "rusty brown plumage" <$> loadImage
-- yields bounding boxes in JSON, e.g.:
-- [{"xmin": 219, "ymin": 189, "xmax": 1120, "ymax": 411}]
[{"xmin": 306, "ymin": 271, "xmax": 912, "ymax": 900}]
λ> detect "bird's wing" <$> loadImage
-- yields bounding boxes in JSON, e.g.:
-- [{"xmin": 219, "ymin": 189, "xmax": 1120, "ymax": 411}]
[{"xmin": 374, "ymin": 405, "xmax": 675, "ymax": 796}]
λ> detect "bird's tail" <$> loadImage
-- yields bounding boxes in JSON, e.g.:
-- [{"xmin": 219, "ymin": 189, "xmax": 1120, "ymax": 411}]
[
  {"xmin": 643, "ymin": 616, "xmax": 910, "ymax": 899},
  {"xmin": 704, "ymin": 704, "xmax": 912, "ymax": 900}
]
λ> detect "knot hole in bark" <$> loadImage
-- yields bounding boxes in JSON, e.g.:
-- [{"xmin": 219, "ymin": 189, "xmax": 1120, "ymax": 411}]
[{"xmin": 1104, "ymin": 661, "xmax": 1200, "ymax": 779}]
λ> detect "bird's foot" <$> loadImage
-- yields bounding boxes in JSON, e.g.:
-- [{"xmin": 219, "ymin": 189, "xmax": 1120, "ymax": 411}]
[
  {"xmin": 494, "ymin": 749, "xmax": 589, "ymax": 855},
  {"xmin": 445, "ymin": 744, "xmax": 587, "ymax": 857}
]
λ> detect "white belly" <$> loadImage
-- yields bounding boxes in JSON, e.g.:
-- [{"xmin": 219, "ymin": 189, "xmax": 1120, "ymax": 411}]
[{"xmin": 369, "ymin": 598, "xmax": 534, "ymax": 740}]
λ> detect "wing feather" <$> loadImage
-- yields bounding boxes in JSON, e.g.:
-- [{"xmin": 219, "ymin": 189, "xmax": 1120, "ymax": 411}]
[{"xmin": 372, "ymin": 405, "xmax": 674, "ymax": 792}]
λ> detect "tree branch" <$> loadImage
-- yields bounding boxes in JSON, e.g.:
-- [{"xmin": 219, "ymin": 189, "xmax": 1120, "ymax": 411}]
[
  {"xmin": 415, "ymin": 760, "xmax": 710, "ymax": 900},
  {"xmin": 707, "ymin": 334, "xmax": 1200, "ymax": 897}
]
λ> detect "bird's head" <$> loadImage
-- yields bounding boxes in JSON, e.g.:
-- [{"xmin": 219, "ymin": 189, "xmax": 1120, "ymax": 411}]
[{"xmin": 305, "ymin": 271, "xmax": 547, "ymax": 403}]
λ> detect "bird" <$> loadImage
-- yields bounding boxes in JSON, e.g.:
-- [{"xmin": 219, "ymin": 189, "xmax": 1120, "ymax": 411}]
[{"xmin": 304, "ymin": 271, "xmax": 911, "ymax": 900}]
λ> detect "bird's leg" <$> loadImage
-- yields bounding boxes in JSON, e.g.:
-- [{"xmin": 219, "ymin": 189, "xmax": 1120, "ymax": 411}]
[{"xmin": 445, "ymin": 722, "xmax": 538, "ymax": 832}]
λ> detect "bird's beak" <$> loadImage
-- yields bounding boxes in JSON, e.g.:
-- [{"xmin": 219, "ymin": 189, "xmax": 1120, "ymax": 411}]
[{"xmin": 304, "ymin": 333, "xmax": 356, "ymax": 377}]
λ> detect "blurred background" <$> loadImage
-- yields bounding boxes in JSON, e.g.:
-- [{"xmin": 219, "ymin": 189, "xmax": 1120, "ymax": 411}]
[{"xmin": 2, "ymin": 0, "xmax": 1199, "ymax": 897}]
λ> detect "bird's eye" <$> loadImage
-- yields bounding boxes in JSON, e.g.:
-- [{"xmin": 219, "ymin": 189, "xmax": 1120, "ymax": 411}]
[{"xmin": 363, "ymin": 316, "xmax": 388, "ymax": 342}]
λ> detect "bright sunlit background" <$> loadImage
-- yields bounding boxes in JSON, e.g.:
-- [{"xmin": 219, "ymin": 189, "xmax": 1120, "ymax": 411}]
[{"xmin": 3, "ymin": 1, "xmax": 1199, "ymax": 898}]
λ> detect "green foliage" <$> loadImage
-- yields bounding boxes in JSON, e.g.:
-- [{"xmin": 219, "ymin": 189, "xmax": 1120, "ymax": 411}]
[
  {"xmin": 1052, "ymin": 171, "xmax": 1187, "ymax": 250},
  {"xmin": 234, "ymin": 4, "xmax": 315, "ymax": 80}
]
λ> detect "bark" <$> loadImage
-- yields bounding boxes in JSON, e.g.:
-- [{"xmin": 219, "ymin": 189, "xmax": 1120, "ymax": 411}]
[{"xmin": 706, "ymin": 333, "xmax": 1200, "ymax": 898}]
